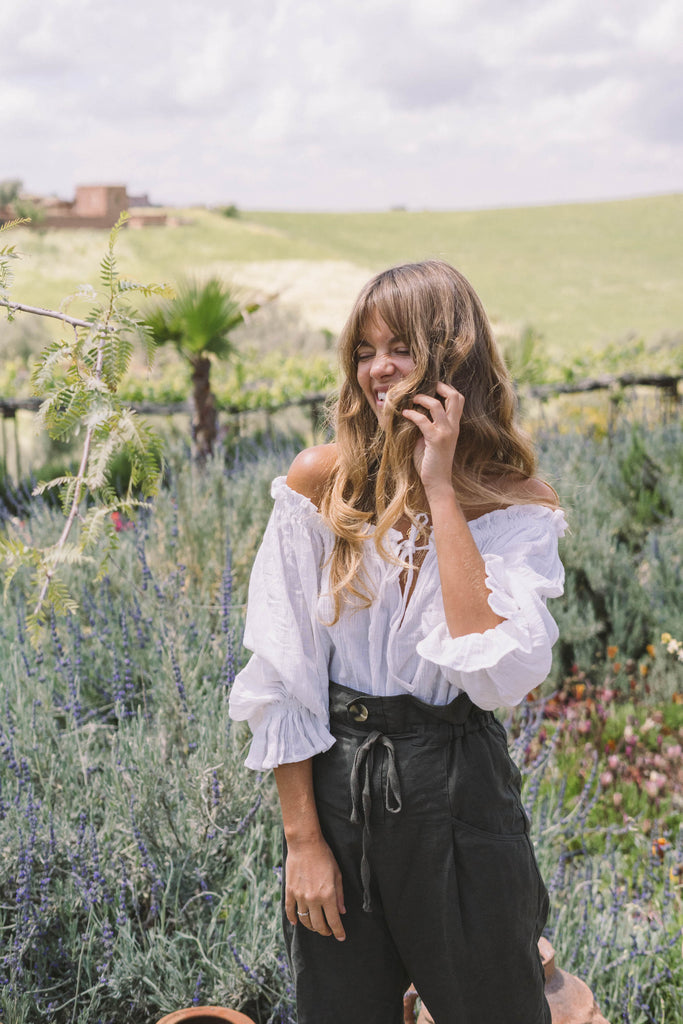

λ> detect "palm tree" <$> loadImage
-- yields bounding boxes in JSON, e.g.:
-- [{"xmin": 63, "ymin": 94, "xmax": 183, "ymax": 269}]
[{"xmin": 144, "ymin": 278, "xmax": 256, "ymax": 460}]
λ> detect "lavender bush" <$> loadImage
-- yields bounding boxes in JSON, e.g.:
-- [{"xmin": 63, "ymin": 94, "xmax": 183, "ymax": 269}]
[
  {"xmin": 0, "ymin": 421, "xmax": 681, "ymax": 1023},
  {"xmin": 0, "ymin": 440, "xmax": 297, "ymax": 1024}
]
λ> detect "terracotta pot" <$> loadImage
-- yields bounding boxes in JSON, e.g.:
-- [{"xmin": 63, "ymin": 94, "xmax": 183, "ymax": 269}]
[
  {"xmin": 539, "ymin": 938, "xmax": 611, "ymax": 1024},
  {"xmin": 407, "ymin": 939, "xmax": 611, "ymax": 1024},
  {"xmin": 156, "ymin": 1008, "xmax": 256, "ymax": 1024}
]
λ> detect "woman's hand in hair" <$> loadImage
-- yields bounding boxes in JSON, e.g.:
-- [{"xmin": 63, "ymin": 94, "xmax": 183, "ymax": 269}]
[{"xmin": 402, "ymin": 382, "xmax": 464, "ymax": 500}]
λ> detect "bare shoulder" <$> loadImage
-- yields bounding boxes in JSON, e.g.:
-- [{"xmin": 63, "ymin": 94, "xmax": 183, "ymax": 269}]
[
  {"xmin": 286, "ymin": 444, "xmax": 338, "ymax": 507},
  {"xmin": 502, "ymin": 475, "xmax": 560, "ymax": 507}
]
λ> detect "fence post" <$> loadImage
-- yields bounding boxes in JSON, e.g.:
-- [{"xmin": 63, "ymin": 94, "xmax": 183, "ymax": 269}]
[
  {"xmin": 13, "ymin": 410, "xmax": 21, "ymax": 480},
  {"xmin": 660, "ymin": 379, "xmax": 679, "ymax": 422},
  {"xmin": 1, "ymin": 408, "xmax": 13, "ymax": 480}
]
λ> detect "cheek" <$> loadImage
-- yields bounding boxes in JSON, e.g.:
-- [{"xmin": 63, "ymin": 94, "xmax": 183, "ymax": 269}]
[{"xmin": 399, "ymin": 358, "xmax": 417, "ymax": 380}]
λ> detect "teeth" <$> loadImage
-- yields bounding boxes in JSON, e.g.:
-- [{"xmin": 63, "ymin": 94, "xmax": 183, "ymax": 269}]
[{"xmin": 376, "ymin": 392, "xmax": 387, "ymax": 401}]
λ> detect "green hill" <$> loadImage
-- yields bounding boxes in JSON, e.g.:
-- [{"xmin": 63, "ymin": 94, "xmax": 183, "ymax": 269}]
[{"xmin": 2, "ymin": 194, "xmax": 682, "ymax": 358}]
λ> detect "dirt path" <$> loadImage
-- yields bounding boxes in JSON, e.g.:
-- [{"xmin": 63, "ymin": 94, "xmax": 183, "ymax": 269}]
[{"xmin": 193, "ymin": 259, "xmax": 374, "ymax": 333}]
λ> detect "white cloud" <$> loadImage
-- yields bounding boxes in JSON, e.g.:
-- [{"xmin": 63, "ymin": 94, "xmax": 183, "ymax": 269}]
[{"xmin": 0, "ymin": 0, "xmax": 681, "ymax": 209}]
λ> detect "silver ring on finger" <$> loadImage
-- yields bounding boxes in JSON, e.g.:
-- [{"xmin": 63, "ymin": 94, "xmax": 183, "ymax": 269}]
[{"xmin": 297, "ymin": 909, "xmax": 310, "ymax": 917}]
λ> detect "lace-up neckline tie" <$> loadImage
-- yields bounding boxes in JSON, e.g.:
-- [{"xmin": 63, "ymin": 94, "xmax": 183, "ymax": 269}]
[{"xmin": 396, "ymin": 514, "xmax": 431, "ymax": 624}]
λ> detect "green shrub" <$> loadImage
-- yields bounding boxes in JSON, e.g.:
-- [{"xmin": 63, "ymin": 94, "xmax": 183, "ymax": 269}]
[
  {"xmin": 1, "ymin": 424, "xmax": 681, "ymax": 1023},
  {"xmin": 538, "ymin": 420, "xmax": 683, "ymax": 686}
]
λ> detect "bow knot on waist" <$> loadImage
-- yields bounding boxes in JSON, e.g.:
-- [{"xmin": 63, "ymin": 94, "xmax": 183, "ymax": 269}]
[{"xmin": 349, "ymin": 729, "xmax": 402, "ymax": 911}]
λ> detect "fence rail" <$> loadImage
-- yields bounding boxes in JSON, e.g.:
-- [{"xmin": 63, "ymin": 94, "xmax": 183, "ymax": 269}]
[
  {"xmin": 1, "ymin": 372, "xmax": 679, "ymax": 481},
  {"xmin": 0, "ymin": 392, "xmax": 330, "ymax": 419},
  {"xmin": 0, "ymin": 373, "xmax": 679, "ymax": 424},
  {"xmin": 526, "ymin": 372, "xmax": 680, "ymax": 401}
]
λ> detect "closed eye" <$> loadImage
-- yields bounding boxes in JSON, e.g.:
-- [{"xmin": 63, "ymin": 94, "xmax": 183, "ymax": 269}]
[
  {"xmin": 356, "ymin": 346, "xmax": 411, "ymax": 361},
  {"xmin": 355, "ymin": 347, "xmax": 374, "ymax": 361}
]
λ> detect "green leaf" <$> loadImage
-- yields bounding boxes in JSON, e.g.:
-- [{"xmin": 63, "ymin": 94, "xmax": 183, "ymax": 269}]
[{"xmin": 32, "ymin": 475, "xmax": 74, "ymax": 496}]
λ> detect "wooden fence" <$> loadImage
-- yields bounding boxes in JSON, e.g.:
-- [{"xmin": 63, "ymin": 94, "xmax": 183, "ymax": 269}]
[{"xmin": 1, "ymin": 372, "xmax": 679, "ymax": 481}]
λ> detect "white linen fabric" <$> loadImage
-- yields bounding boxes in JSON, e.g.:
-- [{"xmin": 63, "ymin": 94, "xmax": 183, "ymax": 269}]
[{"xmin": 228, "ymin": 477, "xmax": 567, "ymax": 770}]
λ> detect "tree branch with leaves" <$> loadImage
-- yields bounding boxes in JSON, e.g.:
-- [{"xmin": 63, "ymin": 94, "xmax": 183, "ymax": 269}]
[{"xmin": 0, "ymin": 212, "xmax": 171, "ymax": 635}]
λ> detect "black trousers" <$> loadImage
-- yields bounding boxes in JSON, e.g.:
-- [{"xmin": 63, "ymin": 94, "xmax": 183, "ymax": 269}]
[{"xmin": 283, "ymin": 683, "xmax": 551, "ymax": 1024}]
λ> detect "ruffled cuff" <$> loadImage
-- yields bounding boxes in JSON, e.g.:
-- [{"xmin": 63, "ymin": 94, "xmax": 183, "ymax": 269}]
[
  {"xmin": 241, "ymin": 699, "xmax": 336, "ymax": 771},
  {"xmin": 416, "ymin": 551, "xmax": 559, "ymax": 709},
  {"xmin": 417, "ymin": 616, "xmax": 525, "ymax": 674}
]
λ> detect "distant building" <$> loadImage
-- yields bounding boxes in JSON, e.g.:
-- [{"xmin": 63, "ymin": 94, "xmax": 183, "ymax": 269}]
[
  {"xmin": 0, "ymin": 184, "xmax": 167, "ymax": 229},
  {"xmin": 39, "ymin": 184, "xmax": 129, "ymax": 229},
  {"xmin": 127, "ymin": 193, "xmax": 152, "ymax": 207}
]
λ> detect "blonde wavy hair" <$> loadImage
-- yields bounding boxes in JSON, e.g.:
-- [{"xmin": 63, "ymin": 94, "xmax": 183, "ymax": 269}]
[{"xmin": 318, "ymin": 259, "xmax": 557, "ymax": 621}]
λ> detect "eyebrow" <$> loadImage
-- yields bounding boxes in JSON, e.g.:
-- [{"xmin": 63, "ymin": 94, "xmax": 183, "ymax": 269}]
[{"xmin": 356, "ymin": 334, "xmax": 403, "ymax": 348}]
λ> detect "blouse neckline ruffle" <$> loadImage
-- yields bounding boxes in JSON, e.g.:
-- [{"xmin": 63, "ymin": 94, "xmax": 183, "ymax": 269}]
[{"xmin": 271, "ymin": 476, "xmax": 567, "ymax": 538}]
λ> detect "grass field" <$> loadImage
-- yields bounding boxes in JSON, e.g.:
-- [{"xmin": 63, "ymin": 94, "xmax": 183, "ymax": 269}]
[{"xmin": 2, "ymin": 194, "xmax": 682, "ymax": 357}]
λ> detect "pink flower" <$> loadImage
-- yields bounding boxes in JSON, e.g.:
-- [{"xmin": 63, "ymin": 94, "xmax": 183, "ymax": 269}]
[
  {"xmin": 600, "ymin": 771, "xmax": 614, "ymax": 787},
  {"xmin": 643, "ymin": 772, "xmax": 667, "ymax": 799},
  {"xmin": 608, "ymin": 755, "xmax": 620, "ymax": 771}
]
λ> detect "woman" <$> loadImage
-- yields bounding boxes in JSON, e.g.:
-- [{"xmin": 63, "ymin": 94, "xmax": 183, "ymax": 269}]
[{"xmin": 229, "ymin": 260, "xmax": 565, "ymax": 1024}]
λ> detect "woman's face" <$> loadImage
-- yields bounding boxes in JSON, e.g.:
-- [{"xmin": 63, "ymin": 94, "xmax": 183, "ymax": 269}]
[{"xmin": 355, "ymin": 316, "xmax": 416, "ymax": 424}]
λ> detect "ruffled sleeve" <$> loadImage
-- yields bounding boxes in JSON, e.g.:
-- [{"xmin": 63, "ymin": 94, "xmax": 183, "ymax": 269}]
[
  {"xmin": 228, "ymin": 477, "xmax": 335, "ymax": 770},
  {"xmin": 416, "ymin": 506, "xmax": 567, "ymax": 710}
]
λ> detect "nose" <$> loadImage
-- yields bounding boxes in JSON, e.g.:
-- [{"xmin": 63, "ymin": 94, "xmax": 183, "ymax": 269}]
[{"xmin": 370, "ymin": 351, "xmax": 396, "ymax": 379}]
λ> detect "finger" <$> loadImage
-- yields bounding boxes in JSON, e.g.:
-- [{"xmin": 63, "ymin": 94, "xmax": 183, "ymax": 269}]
[
  {"xmin": 321, "ymin": 884, "xmax": 348, "ymax": 937},
  {"xmin": 285, "ymin": 890, "xmax": 298, "ymax": 927},
  {"xmin": 401, "ymin": 407, "xmax": 430, "ymax": 427},
  {"xmin": 434, "ymin": 381, "xmax": 462, "ymax": 400},
  {"xmin": 434, "ymin": 383, "xmax": 465, "ymax": 415},
  {"xmin": 411, "ymin": 393, "xmax": 454, "ymax": 425},
  {"xmin": 336, "ymin": 876, "xmax": 346, "ymax": 918},
  {"xmin": 325, "ymin": 901, "xmax": 347, "ymax": 942},
  {"xmin": 296, "ymin": 907, "xmax": 314, "ymax": 930},
  {"xmin": 308, "ymin": 906, "xmax": 332, "ymax": 936},
  {"xmin": 412, "ymin": 392, "xmax": 445, "ymax": 411}
]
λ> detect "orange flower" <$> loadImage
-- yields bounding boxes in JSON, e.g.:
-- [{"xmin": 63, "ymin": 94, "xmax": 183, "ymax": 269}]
[
  {"xmin": 646, "ymin": 644, "xmax": 656, "ymax": 658},
  {"xmin": 652, "ymin": 837, "xmax": 669, "ymax": 860},
  {"xmin": 574, "ymin": 683, "xmax": 586, "ymax": 700},
  {"xmin": 607, "ymin": 645, "xmax": 619, "ymax": 659},
  {"xmin": 639, "ymin": 664, "xmax": 649, "ymax": 677},
  {"xmin": 613, "ymin": 662, "xmax": 621, "ymax": 673}
]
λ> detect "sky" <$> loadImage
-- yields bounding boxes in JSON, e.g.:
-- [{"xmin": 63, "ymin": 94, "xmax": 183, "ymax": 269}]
[{"xmin": 1, "ymin": 0, "xmax": 682, "ymax": 211}]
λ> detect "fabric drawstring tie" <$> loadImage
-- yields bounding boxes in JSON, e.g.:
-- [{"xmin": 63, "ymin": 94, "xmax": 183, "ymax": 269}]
[{"xmin": 349, "ymin": 729, "xmax": 402, "ymax": 912}]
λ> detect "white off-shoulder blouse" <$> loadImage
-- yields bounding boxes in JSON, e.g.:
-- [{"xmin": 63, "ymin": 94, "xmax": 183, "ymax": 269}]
[{"xmin": 228, "ymin": 477, "xmax": 567, "ymax": 770}]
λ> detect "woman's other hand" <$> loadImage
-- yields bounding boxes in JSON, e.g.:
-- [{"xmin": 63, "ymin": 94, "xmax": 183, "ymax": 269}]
[{"xmin": 284, "ymin": 834, "xmax": 347, "ymax": 941}]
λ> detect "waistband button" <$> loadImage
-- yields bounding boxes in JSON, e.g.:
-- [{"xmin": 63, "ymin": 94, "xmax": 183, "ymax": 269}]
[{"xmin": 348, "ymin": 701, "xmax": 369, "ymax": 722}]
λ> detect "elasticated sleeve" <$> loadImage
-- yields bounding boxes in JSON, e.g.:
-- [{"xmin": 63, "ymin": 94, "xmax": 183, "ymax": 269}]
[
  {"xmin": 416, "ymin": 506, "xmax": 567, "ymax": 710},
  {"xmin": 228, "ymin": 478, "xmax": 335, "ymax": 770}
]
